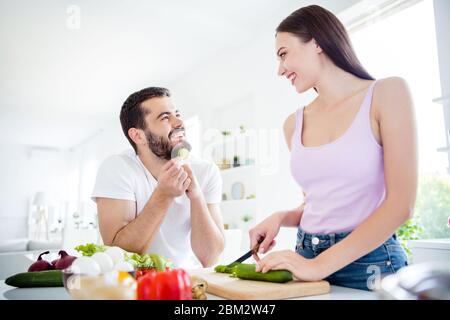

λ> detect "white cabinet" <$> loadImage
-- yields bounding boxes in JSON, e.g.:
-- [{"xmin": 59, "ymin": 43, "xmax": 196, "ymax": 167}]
[{"xmin": 408, "ymin": 239, "xmax": 450, "ymax": 264}]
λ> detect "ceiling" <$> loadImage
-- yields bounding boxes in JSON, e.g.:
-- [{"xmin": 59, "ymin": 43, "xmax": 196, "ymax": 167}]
[{"xmin": 0, "ymin": 0, "xmax": 358, "ymax": 149}]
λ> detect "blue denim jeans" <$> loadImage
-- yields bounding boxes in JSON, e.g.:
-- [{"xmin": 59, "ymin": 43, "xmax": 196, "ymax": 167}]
[{"xmin": 295, "ymin": 227, "xmax": 408, "ymax": 291}]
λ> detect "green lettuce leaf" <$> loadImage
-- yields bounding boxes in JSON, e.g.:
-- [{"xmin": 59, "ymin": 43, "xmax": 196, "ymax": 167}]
[
  {"xmin": 125, "ymin": 253, "xmax": 154, "ymax": 268},
  {"xmin": 125, "ymin": 252, "xmax": 174, "ymax": 269},
  {"xmin": 74, "ymin": 243, "xmax": 108, "ymax": 256},
  {"xmin": 74, "ymin": 243, "xmax": 174, "ymax": 270}
]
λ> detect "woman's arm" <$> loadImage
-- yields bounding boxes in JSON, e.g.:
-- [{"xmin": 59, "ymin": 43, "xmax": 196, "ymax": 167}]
[
  {"xmin": 313, "ymin": 77, "xmax": 418, "ymax": 277},
  {"xmin": 278, "ymin": 203, "xmax": 305, "ymax": 228}
]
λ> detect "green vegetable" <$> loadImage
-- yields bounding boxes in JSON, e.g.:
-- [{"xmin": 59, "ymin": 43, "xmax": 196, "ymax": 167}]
[
  {"xmin": 74, "ymin": 243, "xmax": 107, "ymax": 257},
  {"xmin": 126, "ymin": 253, "xmax": 154, "ymax": 268},
  {"xmin": 231, "ymin": 263, "xmax": 293, "ymax": 283},
  {"xmin": 177, "ymin": 147, "xmax": 189, "ymax": 160},
  {"xmin": 214, "ymin": 262, "xmax": 240, "ymax": 274},
  {"xmin": 150, "ymin": 253, "xmax": 166, "ymax": 272},
  {"xmin": 126, "ymin": 252, "xmax": 173, "ymax": 270},
  {"xmin": 5, "ymin": 270, "xmax": 63, "ymax": 288},
  {"xmin": 74, "ymin": 242, "xmax": 174, "ymax": 270}
]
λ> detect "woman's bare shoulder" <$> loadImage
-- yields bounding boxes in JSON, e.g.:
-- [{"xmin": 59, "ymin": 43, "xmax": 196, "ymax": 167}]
[
  {"xmin": 374, "ymin": 77, "xmax": 413, "ymax": 118},
  {"xmin": 375, "ymin": 77, "xmax": 411, "ymax": 101},
  {"xmin": 283, "ymin": 112, "xmax": 297, "ymax": 150},
  {"xmin": 376, "ymin": 76, "xmax": 409, "ymax": 91}
]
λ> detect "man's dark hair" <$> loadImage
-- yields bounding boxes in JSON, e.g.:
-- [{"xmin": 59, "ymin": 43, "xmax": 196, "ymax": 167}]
[{"xmin": 120, "ymin": 87, "xmax": 171, "ymax": 153}]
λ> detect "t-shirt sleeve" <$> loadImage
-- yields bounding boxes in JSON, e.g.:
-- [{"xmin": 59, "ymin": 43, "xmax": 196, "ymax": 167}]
[
  {"xmin": 91, "ymin": 156, "xmax": 136, "ymax": 203},
  {"xmin": 202, "ymin": 162, "xmax": 222, "ymax": 204}
]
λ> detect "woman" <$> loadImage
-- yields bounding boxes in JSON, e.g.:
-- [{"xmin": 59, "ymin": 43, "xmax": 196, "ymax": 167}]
[{"xmin": 249, "ymin": 5, "xmax": 417, "ymax": 291}]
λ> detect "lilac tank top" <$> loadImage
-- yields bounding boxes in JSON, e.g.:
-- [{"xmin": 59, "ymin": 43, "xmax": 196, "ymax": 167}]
[{"xmin": 290, "ymin": 81, "xmax": 385, "ymax": 234}]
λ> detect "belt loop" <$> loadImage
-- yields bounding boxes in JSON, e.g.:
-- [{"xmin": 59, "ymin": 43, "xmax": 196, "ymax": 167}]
[
  {"xmin": 330, "ymin": 233, "xmax": 335, "ymax": 246},
  {"xmin": 298, "ymin": 228, "xmax": 305, "ymax": 249}
]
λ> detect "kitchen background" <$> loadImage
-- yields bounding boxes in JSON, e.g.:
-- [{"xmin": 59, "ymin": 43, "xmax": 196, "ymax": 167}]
[{"xmin": 0, "ymin": 0, "xmax": 449, "ymax": 264}]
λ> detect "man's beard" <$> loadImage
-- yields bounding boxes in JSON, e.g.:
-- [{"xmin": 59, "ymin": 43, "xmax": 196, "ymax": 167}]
[{"xmin": 144, "ymin": 127, "xmax": 185, "ymax": 161}]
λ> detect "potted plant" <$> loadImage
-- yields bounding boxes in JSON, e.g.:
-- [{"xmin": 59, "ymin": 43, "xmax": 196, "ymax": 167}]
[
  {"xmin": 239, "ymin": 214, "xmax": 253, "ymax": 231},
  {"xmin": 233, "ymin": 155, "xmax": 240, "ymax": 167},
  {"xmin": 220, "ymin": 131, "xmax": 232, "ymax": 170}
]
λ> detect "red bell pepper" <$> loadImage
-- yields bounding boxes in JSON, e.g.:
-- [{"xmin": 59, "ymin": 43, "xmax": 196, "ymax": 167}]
[
  {"xmin": 137, "ymin": 268, "xmax": 192, "ymax": 300},
  {"xmin": 135, "ymin": 266, "xmax": 172, "ymax": 280},
  {"xmin": 135, "ymin": 267, "xmax": 156, "ymax": 280}
]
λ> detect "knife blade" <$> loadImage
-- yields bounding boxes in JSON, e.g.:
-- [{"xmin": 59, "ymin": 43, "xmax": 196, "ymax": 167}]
[
  {"xmin": 232, "ymin": 249, "xmax": 254, "ymax": 264},
  {"xmin": 228, "ymin": 238, "xmax": 263, "ymax": 265}
]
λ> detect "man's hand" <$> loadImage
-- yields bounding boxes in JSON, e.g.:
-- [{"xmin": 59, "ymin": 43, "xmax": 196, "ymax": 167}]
[
  {"xmin": 182, "ymin": 163, "xmax": 202, "ymax": 200},
  {"xmin": 156, "ymin": 159, "xmax": 191, "ymax": 198}
]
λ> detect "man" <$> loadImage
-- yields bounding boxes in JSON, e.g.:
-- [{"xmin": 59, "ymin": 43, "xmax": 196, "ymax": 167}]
[{"xmin": 91, "ymin": 87, "xmax": 225, "ymax": 268}]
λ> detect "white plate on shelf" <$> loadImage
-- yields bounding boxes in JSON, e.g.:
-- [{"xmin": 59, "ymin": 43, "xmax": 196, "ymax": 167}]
[{"xmin": 231, "ymin": 182, "xmax": 245, "ymax": 200}]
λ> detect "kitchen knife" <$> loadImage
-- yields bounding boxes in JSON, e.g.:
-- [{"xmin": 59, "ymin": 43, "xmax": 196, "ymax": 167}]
[{"xmin": 228, "ymin": 238, "xmax": 263, "ymax": 265}]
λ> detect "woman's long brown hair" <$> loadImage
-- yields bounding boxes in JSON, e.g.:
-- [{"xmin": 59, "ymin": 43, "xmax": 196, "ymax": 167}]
[{"xmin": 276, "ymin": 5, "xmax": 374, "ymax": 81}]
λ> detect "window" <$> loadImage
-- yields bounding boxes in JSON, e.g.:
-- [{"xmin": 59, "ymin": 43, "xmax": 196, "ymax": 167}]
[{"xmin": 344, "ymin": 0, "xmax": 450, "ymax": 239}]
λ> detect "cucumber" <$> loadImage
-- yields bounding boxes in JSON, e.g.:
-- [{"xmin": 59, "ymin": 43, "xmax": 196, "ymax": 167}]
[
  {"xmin": 231, "ymin": 263, "xmax": 293, "ymax": 283},
  {"xmin": 214, "ymin": 262, "xmax": 240, "ymax": 274},
  {"xmin": 5, "ymin": 270, "xmax": 63, "ymax": 288}
]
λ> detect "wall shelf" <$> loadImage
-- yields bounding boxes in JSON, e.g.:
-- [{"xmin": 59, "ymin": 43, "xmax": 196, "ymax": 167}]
[
  {"xmin": 437, "ymin": 146, "xmax": 450, "ymax": 153},
  {"xmin": 207, "ymin": 131, "xmax": 257, "ymax": 148},
  {"xmin": 219, "ymin": 164, "xmax": 256, "ymax": 174},
  {"xmin": 221, "ymin": 199, "xmax": 257, "ymax": 205},
  {"xmin": 432, "ymin": 95, "xmax": 450, "ymax": 106}
]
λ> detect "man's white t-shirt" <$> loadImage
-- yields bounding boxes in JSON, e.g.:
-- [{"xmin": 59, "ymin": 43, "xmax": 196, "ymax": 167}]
[{"xmin": 91, "ymin": 148, "xmax": 222, "ymax": 269}]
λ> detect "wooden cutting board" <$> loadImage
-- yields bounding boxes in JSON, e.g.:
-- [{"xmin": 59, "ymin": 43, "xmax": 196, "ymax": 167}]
[{"xmin": 189, "ymin": 268, "xmax": 330, "ymax": 300}]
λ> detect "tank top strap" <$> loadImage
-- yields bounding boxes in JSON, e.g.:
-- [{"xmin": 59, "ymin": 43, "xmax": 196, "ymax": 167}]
[{"xmin": 359, "ymin": 80, "xmax": 378, "ymax": 122}]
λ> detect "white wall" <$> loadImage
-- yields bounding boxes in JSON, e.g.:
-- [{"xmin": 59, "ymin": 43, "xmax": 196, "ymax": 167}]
[
  {"xmin": 0, "ymin": 122, "xmax": 128, "ymax": 242},
  {"xmin": 0, "ymin": 144, "xmax": 74, "ymax": 240},
  {"xmin": 72, "ymin": 123, "xmax": 130, "ymax": 213}
]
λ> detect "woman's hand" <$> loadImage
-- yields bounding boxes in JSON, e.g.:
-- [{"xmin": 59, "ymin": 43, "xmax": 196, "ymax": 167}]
[
  {"xmin": 249, "ymin": 212, "xmax": 284, "ymax": 254},
  {"xmin": 255, "ymin": 250, "xmax": 325, "ymax": 282}
]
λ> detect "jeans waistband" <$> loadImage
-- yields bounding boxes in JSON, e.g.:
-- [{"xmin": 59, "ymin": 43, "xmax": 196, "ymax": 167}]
[
  {"xmin": 296, "ymin": 226, "xmax": 397, "ymax": 249},
  {"xmin": 297, "ymin": 227, "xmax": 352, "ymax": 247}
]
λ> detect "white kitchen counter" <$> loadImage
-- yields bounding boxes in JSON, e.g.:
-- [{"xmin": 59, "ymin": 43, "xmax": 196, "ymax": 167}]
[
  {"xmin": 0, "ymin": 251, "xmax": 379, "ymax": 300},
  {"xmin": 0, "ymin": 280, "xmax": 377, "ymax": 300}
]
